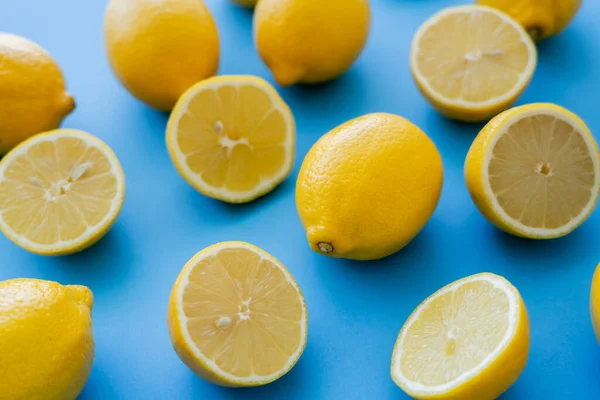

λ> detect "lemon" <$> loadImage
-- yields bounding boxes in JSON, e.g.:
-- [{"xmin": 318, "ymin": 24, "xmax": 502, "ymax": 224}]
[
  {"xmin": 104, "ymin": 0, "xmax": 220, "ymax": 111},
  {"xmin": 391, "ymin": 273, "xmax": 529, "ymax": 400},
  {"xmin": 477, "ymin": 0, "xmax": 581, "ymax": 40},
  {"xmin": 0, "ymin": 33, "xmax": 75, "ymax": 154},
  {"xmin": 591, "ymin": 264, "xmax": 600, "ymax": 343},
  {"xmin": 229, "ymin": 0, "xmax": 257, "ymax": 7},
  {"xmin": 296, "ymin": 113, "xmax": 443, "ymax": 261},
  {"xmin": 0, "ymin": 129, "xmax": 126, "ymax": 255},
  {"xmin": 0, "ymin": 279, "xmax": 94, "ymax": 400},
  {"xmin": 254, "ymin": 0, "xmax": 370, "ymax": 86},
  {"xmin": 410, "ymin": 5, "xmax": 537, "ymax": 122},
  {"xmin": 167, "ymin": 241, "xmax": 308, "ymax": 387},
  {"xmin": 465, "ymin": 103, "xmax": 600, "ymax": 239},
  {"xmin": 166, "ymin": 75, "xmax": 295, "ymax": 203}
]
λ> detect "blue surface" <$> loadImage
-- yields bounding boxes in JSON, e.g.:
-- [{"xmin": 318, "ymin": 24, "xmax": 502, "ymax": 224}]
[{"xmin": 1, "ymin": 0, "xmax": 599, "ymax": 398}]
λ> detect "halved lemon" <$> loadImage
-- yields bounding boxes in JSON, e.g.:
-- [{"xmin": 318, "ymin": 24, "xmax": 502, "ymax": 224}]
[
  {"xmin": 465, "ymin": 103, "xmax": 600, "ymax": 239},
  {"xmin": 391, "ymin": 273, "xmax": 529, "ymax": 400},
  {"xmin": 167, "ymin": 241, "xmax": 308, "ymax": 387},
  {"xmin": 166, "ymin": 75, "xmax": 295, "ymax": 203},
  {"xmin": 410, "ymin": 5, "xmax": 537, "ymax": 122},
  {"xmin": 0, "ymin": 129, "xmax": 125, "ymax": 255}
]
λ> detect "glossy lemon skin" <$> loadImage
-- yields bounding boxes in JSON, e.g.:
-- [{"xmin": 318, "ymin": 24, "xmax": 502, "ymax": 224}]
[
  {"xmin": 477, "ymin": 0, "xmax": 581, "ymax": 40},
  {"xmin": 254, "ymin": 0, "xmax": 370, "ymax": 86},
  {"xmin": 296, "ymin": 113, "xmax": 443, "ymax": 261},
  {"xmin": 591, "ymin": 264, "xmax": 600, "ymax": 343},
  {"xmin": 0, "ymin": 279, "xmax": 94, "ymax": 400},
  {"xmin": 104, "ymin": 0, "xmax": 219, "ymax": 111},
  {"xmin": 0, "ymin": 33, "xmax": 74, "ymax": 154}
]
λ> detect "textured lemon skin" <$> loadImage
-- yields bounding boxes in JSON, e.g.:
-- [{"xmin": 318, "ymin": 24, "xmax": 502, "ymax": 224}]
[
  {"xmin": 104, "ymin": 0, "xmax": 219, "ymax": 111},
  {"xmin": 0, "ymin": 279, "xmax": 94, "ymax": 400},
  {"xmin": 254, "ymin": 0, "xmax": 370, "ymax": 86},
  {"xmin": 296, "ymin": 113, "xmax": 443, "ymax": 261},
  {"xmin": 464, "ymin": 103, "xmax": 599, "ymax": 239},
  {"xmin": 477, "ymin": 0, "xmax": 581, "ymax": 40},
  {"xmin": 591, "ymin": 264, "xmax": 600, "ymax": 343},
  {"xmin": 0, "ymin": 33, "xmax": 75, "ymax": 154},
  {"xmin": 391, "ymin": 274, "xmax": 530, "ymax": 400},
  {"xmin": 167, "ymin": 241, "xmax": 308, "ymax": 387}
]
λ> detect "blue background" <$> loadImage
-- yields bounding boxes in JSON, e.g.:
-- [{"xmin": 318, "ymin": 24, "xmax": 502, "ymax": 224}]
[{"xmin": 1, "ymin": 0, "xmax": 599, "ymax": 398}]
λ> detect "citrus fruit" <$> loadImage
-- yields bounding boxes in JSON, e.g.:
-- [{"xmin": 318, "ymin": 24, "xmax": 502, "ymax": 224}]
[
  {"xmin": 590, "ymin": 263, "xmax": 600, "ymax": 343},
  {"xmin": 0, "ymin": 129, "xmax": 126, "ymax": 255},
  {"xmin": 296, "ymin": 113, "xmax": 443, "ymax": 261},
  {"xmin": 477, "ymin": 0, "xmax": 581, "ymax": 40},
  {"xmin": 465, "ymin": 103, "xmax": 600, "ymax": 239},
  {"xmin": 391, "ymin": 273, "xmax": 529, "ymax": 400},
  {"xmin": 0, "ymin": 279, "xmax": 94, "ymax": 400},
  {"xmin": 410, "ymin": 5, "xmax": 537, "ymax": 122},
  {"xmin": 254, "ymin": 0, "xmax": 370, "ymax": 86},
  {"xmin": 104, "ymin": 0, "xmax": 219, "ymax": 111},
  {"xmin": 0, "ymin": 33, "xmax": 75, "ymax": 154},
  {"xmin": 166, "ymin": 75, "xmax": 295, "ymax": 203},
  {"xmin": 167, "ymin": 241, "xmax": 308, "ymax": 387}
]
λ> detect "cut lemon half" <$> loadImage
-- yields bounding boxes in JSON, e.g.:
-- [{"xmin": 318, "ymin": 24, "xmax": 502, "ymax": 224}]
[
  {"xmin": 166, "ymin": 75, "xmax": 295, "ymax": 203},
  {"xmin": 0, "ymin": 129, "xmax": 125, "ymax": 255},
  {"xmin": 465, "ymin": 103, "xmax": 600, "ymax": 239},
  {"xmin": 391, "ymin": 273, "xmax": 529, "ymax": 400},
  {"xmin": 167, "ymin": 241, "xmax": 308, "ymax": 387},
  {"xmin": 410, "ymin": 5, "xmax": 537, "ymax": 122}
]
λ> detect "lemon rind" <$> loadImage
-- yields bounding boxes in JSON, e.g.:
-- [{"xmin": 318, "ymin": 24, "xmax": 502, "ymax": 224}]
[
  {"xmin": 391, "ymin": 272, "xmax": 520, "ymax": 396},
  {"xmin": 174, "ymin": 241, "xmax": 308, "ymax": 385}
]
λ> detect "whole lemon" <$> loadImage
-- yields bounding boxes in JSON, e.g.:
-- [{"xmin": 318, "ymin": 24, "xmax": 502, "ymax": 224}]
[
  {"xmin": 0, "ymin": 33, "xmax": 75, "ymax": 154},
  {"xmin": 477, "ymin": 0, "xmax": 581, "ymax": 40},
  {"xmin": 296, "ymin": 113, "xmax": 443, "ymax": 261},
  {"xmin": 0, "ymin": 279, "xmax": 94, "ymax": 400},
  {"xmin": 254, "ymin": 0, "xmax": 370, "ymax": 86},
  {"xmin": 591, "ymin": 263, "xmax": 600, "ymax": 343},
  {"xmin": 104, "ymin": 0, "xmax": 220, "ymax": 111}
]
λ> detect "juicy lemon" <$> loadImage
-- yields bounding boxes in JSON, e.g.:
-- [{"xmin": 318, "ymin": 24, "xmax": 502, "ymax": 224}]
[
  {"xmin": 0, "ymin": 279, "xmax": 94, "ymax": 400},
  {"xmin": 104, "ymin": 0, "xmax": 219, "ymax": 111},
  {"xmin": 465, "ymin": 103, "xmax": 600, "ymax": 239},
  {"xmin": 410, "ymin": 5, "xmax": 537, "ymax": 122},
  {"xmin": 254, "ymin": 0, "xmax": 370, "ymax": 86},
  {"xmin": 296, "ymin": 113, "xmax": 443, "ymax": 261},
  {"xmin": 0, "ymin": 33, "xmax": 75, "ymax": 154},
  {"xmin": 167, "ymin": 241, "xmax": 308, "ymax": 387},
  {"xmin": 0, "ymin": 129, "xmax": 125, "ymax": 255},
  {"xmin": 391, "ymin": 273, "xmax": 529, "ymax": 400},
  {"xmin": 166, "ymin": 75, "xmax": 295, "ymax": 203},
  {"xmin": 477, "ymin": 0, "xmax": 581, "ymax": 40}
]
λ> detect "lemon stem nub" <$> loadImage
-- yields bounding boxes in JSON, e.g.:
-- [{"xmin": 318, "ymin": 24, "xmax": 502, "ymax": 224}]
[{"xmin": 317, "ymin": 242, "xmax": 334, "ymax": 254}]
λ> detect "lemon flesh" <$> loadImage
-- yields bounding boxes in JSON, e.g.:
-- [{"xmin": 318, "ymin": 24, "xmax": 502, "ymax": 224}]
[
  {"xmin": 167, "ymin": 242, "xmax": 308, "ymax": 387},
  {"xmin": 167, "ymin": 76, "xmax": 295, "ymax": 203},
  {"xmin": 410, "ymin": 5, "xmax": 537, "ymax": 122},
  {"xmin": 391, "ymin": 273, "xmax": 529, "ymax": 400},
  {"xmin": 466, "ymin": 103, "xmax": 600, "ymax": 239},
  {"xmin": 0, "ymin": 129, "xmax": 125, "ymax": 255}
]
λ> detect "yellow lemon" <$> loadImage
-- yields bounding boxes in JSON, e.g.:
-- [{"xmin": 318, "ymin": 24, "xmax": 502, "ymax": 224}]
[
  {"xmin": 104, "ymin": 0, "xmax": 219, "ymax": 111},
  {"xmin": 410, "ymin": 5, "xmax": 537, "ymax": 122},
  {"xmin": 0, "ymin": 129, "xmax": 126, "ymax": 255},
  {"xmin": 591, "ymin": 264, "xmax": 600, "ymax": 342},
  {"xmin": 477, "ymin": 0, "xmax": 581, "ymax": 40},
  {"xmin": 167, "ymin": 241, "xmax": 308, "ymax": 387},
  {"xmin": 296, "ymin": 113, "xmax": 443, "ymax": 261},
  {"xmin": 465, "ymin": 103, "xmax": 600, "ymax": 239},
  {"xmin": 229, "ymin": 0, "xmax": 257, "ymax": 7},
  {"xmin": 391, "ymin": 273, "xmax": 529, "ymax": 400},
  {"xmin": 166, "ymin": 75, "xmax": 295, "ymax": 203},
  {"xmin": 0, "ymin": 279, "xmax": 94, "ymax": 400},
  {"xmin": 0, "ymin": 33, "xmax": 75, "ymax": 154},
  {"xmin": 254, "ymin": 0, "xmax": 370, "ymax": 86}
]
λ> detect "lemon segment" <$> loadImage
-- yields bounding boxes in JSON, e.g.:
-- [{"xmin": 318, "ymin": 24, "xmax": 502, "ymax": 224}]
[
  {"xmin": 391, "ymin": 273, "xmax": 529, "ymax": 400},
  {"xmin": 0, "ymin": 129, "xmax": 125, "ymax": 255},
  {"xmin": 167, "ymin": 76, "xmax": 295, "ymax": 203},
  {"xmin": 465, "ymin": 103, "xmax": 600, "ymax": 239},
  {"xmin": 410, "ymin": 5, "xmax": 537, "ymax": 122},
  {"xmin": 167, "ymin": 241, "xmax": 308, "ymax": 387}
]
